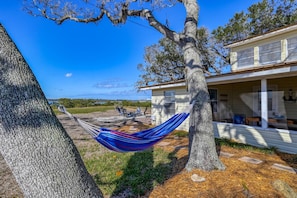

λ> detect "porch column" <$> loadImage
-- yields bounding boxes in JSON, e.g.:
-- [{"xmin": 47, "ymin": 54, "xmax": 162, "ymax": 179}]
[{"xmin": 261, "ymin": 79, "xmax": 268, "ymax": 128}]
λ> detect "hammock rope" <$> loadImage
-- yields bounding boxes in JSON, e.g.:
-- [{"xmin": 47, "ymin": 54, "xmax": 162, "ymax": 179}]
[{"xmin": 58, "ymin": 104, "xmax": 192, "ymax": 152}]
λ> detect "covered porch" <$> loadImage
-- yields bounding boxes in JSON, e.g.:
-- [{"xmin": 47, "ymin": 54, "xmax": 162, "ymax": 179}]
[
  {"xmin": 208, "ymin": 71, "xmax": 297, "ymax": 154},
  {"xmin": 208, "ymin": 67, "xmax": 297, "ymax": 132}
]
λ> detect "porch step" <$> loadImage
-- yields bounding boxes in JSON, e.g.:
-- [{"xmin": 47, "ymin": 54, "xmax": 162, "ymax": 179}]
[
  {"xmin": 272, "ymin": 163, "xmax": 297, "ymax": 174},
  {"xmin": 219, "ymin": 151, "xmax": 235, "ymax": 158},
  {"xmin": 238, "ymin": 156, "xmax": 263, "ymax": 164}
]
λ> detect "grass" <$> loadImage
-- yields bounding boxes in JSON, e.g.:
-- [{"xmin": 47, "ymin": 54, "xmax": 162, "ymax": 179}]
[
  {"xmin": 79, "ymin": 148, "xmax": 174, "ymax": 196},
  {"xmin": 215, "ymin": 138, "xmax": 278, "ymax": 154},
  {"xmin": 52, "ymin": 106, "xmax": 115, "ymax": 115},
  {"xmin": 172, "ymin": 130, "xmax": 188, "ymax": 138}
]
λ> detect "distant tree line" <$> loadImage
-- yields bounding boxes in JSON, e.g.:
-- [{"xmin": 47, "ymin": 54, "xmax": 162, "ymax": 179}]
[{"xmin": 51, "ymin": 98, "xmax": 151, "ymax": 108}]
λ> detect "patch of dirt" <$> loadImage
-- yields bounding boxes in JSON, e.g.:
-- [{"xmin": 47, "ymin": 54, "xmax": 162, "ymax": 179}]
[
  {"xmin": 0, "ymin": 153, "xmax": 23, "ymax": 198},
  {"xmin": 150, "ymin": 135, "xmax": 297, "ymax": 198},
  {"xmin": 1, "ymin": 110, "xmax": 296, "ymax": 198}
]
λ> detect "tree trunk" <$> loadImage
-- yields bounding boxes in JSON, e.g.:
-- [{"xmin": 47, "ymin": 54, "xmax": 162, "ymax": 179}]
[
  {"xmin": 0, "ymin": 24, "xmax": 103, "ymax": 197},
  {"xmin": 182, "ymin": 0, "xmax": 225, "ymax": 171}
]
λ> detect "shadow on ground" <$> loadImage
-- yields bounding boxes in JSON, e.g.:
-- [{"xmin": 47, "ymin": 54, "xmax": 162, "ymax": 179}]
[{"xmin": 109, "ymin": 142, "xmax": 188, "ymax": 197}]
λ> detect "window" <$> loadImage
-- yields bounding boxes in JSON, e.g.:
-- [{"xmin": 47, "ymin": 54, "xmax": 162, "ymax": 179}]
[
  {"xmin": 259, "ymin": 41, "xmax": 281, "ymax": 65},
  {"xmin": 287, "ymin": 36, "xmax": 297, "ymax": 61},
  {"xmin": 237, "ymin": 48, "xmax": 254, "ymax": 67},
  {"xmin": 164, "ymin": 91, "xmax": 175, "ymax": 115},
  {"xmin": 209, "ymin": 89, "xmax": 217, "ymax": 113}
]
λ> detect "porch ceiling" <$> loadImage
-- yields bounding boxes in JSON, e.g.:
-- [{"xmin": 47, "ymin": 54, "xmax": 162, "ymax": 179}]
[
  {"xmin": 207, "ymin": 64, "xmax": 297, "ymax": 85},
  {"xmin": 140, "ymin": 64, "xmax": 297, "ymax": 90}
]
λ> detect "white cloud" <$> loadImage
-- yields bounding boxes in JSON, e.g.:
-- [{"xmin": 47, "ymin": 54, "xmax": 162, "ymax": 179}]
[
  {"xmin": 65, "ymin": 73, "xmax": 72, "ymax": 78},
  {"xmin": 94, "ymin": 79, "xmax": 132, "ymax": 89},
  {"xmin": 72, "ymin": 89, "xmax": 151, "ymax": 100}
]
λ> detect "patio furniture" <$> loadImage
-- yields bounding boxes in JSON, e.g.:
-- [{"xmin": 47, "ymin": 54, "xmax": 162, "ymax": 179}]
[
  {"xmin": 233, "ymin": 114, "xmax": 246, "ymax": 124},
  {"xmin": 246, "ymin": 117, "xmax": 260, "ymax": 126}
]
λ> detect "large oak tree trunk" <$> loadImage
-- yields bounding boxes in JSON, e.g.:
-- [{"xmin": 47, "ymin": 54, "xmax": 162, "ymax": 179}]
[
  {"xmin": 0, "ymin": 24, "xmax": 103, "ymax": 197},
  {"xmin": 182, "ymin": 0, "xmax": 225, "ymax": 171}
]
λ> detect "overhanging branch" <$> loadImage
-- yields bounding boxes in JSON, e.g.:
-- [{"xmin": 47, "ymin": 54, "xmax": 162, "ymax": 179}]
[
  {"xmin": 130, "ymin": 9, "xmax": 180, "ymax": 44},
  {"xmin": 27, "ymin": 1, "xmax": 181, "ymax": 44}
]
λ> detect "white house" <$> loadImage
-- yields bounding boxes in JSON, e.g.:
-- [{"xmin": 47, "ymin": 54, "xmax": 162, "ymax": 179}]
[{"xmin": 141, "ymin": 24, "xmax": 297, "ymax": 154}]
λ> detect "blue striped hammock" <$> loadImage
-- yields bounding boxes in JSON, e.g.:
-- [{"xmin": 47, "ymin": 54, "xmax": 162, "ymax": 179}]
[{"xmin": 58, "ymin": 106, "xmax": 191, "ymax": 152}]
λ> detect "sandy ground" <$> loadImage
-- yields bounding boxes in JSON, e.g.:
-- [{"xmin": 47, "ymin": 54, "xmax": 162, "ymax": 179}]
[{"xmin": 0, "ymin": 109, "xmax": 151, "ymax": 198}]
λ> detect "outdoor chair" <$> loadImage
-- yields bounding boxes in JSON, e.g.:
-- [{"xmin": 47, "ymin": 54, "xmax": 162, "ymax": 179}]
[{"xmin": 233, "ymin": 114, "xmax": 246, "ymax": 124}]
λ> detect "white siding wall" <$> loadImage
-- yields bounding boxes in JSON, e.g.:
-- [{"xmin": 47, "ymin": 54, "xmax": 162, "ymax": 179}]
[
  {"xmin": 231, "ymin": 29, "xmax": 297, "ymax": 71},
  {"xmin": 213, "ymin": 122, "xmax": 297, "ymax": 154},
  {"xmin": 151, "ymin": 86, "xmax": 190, "ymax": 131}
]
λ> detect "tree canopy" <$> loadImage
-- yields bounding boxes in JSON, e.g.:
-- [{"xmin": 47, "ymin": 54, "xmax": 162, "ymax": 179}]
[
  {"xmin": 136, "ymin": 27, "xmax": 227, "ymax": 87},
  {"xmin": 136, "ymin": 37, "xmax": 185, "ymax": 87},
  {"xmin": 212, "ymin": 0, "xmax": 297, "ymax": 45},
  {"xmin": 137, "ymin": 0, "xmax": 297, "ymax": 87}
]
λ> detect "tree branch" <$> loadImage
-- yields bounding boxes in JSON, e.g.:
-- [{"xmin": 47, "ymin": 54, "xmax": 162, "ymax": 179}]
[
  {"xmin": 127, "ymin": 9, "xmax": 180, "ymax": 44},
  {"xmin": 40, "ymin": 8, "xmax": 105, "ymax": 25},
  {"xmin": 26, "ymin": 1, "xmax": 181, "ymax": 44},
  {"xmin": 102, "ymin": 7, "xmax": 181, "ymax": 44}
]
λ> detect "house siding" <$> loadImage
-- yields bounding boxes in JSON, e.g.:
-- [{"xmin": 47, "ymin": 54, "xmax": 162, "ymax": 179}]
[
  {"xmin": 231, "ymin": 28, "xmax": 297, "ymax": 71},
  {"xmin": 151, "ymin": 86, "xmax": 189, "ymax": 131},
  {"xmin": 213, "ymin": 122, "xmax": 297, "ymax": 154}
]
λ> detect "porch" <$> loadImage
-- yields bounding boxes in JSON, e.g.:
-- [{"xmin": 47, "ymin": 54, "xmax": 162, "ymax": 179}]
[
  {"xmin": 209, "ymin": 76, "xmax": 297, "ymax": 132},
  {"xmin": 143, "ymin": 65, "xmax": 297, "ymax": 154},
  {"xmin": 209, "ymin": 75, "xmax": 297, "ymax": 154}
]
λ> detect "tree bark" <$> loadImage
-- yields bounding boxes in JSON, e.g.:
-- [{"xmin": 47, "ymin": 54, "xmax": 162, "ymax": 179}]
[
  {"xmin": 0, "ymin": 24, "xmax": 103, "ymax": 197},
  {"xmin": 181, "ymin": 0, "xmax": 225, "ymax": 171}
]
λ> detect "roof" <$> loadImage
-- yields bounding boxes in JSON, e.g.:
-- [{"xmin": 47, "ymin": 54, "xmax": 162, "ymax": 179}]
[
  {"xmin": 140, "ymin": 61, "xmax": 297, "ymax": 90},
  {"xmin": 225, "ymin": 23, "xmax": 297, "ymax": 48}
]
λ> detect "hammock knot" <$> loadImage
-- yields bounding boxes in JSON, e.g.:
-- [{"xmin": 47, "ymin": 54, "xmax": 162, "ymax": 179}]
[
  {"xmin": 58, "ymin": 105, "xmax": 66, "ymax": 113},
  {"xmin": 58, "ymin": 105, "xmax": 74, "ymax": 119}
]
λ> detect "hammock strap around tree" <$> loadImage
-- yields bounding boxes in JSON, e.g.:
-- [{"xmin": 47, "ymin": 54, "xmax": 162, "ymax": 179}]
[{"xmin": 58, "ymin": 104, "xmax": 193, "ymax": 152}]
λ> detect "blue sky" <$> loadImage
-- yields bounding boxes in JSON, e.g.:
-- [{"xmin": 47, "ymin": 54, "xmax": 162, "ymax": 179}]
[{"xmin": 0, "ymin": 0, "xmax": 261, "ymax": 100}]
